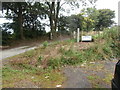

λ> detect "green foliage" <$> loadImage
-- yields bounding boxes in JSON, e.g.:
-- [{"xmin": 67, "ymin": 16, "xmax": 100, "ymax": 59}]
[
  {"xmin": 95, "ymin": 27, "xmax": 120, "ymax": 58},
  {"xmin": 24, "ymin": 50, "xmax": 35, "ymax": 58},
  {"xmin": 47, "ymin": 58, "xmax": 61, "ymax": 69},
  {"xmin": 42, "ymin": 41, "xmax": 48, "ymax": 49},
  {"xmin": 2, "ymin": 2, "xmax": 47, "ymax": 40},
  {"xmin": 67, "ymin": 8, "xmax": 115, "ymax": 32},
  {"xmin": 2, "ymin": 2, "xmax": 115, "ymax": 43},
  {"xmin": 67, "ymin": 14, "xmax": 85, "ymax": 31},
  {"xmin": 18, "ymin": 64, "xmax": 38, "ymax": 72},
  {"xmin": 1, "ymin": 30, "xmax": 12, "ymax": 46},
  {"xmin": 96, "ymin": 9, "xmax": 115, "ymax": 30},
  {"xmin": 58, "ymin": 16, "xmax": 69, "ymax": 33},
  {"xmin": 81, "ymin": 8, "xmax": 99, "ymax": 31},
  {"xmin": 48, "ymin": 49, "xmax": 84, "ymax": 69},
  {"xmin": 38, "ymin": 56, "xmax": 43, "ymax": 64}
]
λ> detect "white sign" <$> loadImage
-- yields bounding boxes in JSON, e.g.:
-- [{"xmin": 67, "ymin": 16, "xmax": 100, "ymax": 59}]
[{"xmin": 81, "ymin": 36, "xmax": 92, "ymax": 41}]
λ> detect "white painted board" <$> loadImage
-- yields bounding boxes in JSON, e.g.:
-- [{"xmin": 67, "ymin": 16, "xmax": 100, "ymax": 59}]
[{"xmin": 81, "ymin": 36, "xmax": 92, "ymax": 41}]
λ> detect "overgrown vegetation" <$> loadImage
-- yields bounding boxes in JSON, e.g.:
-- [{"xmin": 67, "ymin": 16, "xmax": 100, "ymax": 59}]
[
  {"xmin": 2, "ymin": 27, "xmax": 120, "ymax": 88},
  {"xmin": 46, "ymin": 27, "xmax": 119, "ymax": 69}
]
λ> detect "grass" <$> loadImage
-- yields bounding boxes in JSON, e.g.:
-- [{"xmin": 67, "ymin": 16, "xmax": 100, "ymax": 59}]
[
  {"xmin": 103, "ymin": 73, "xmax": 113, "ymax": 84},
  {"xmin": 42, "ymin": 41, "xmax": 49, "ymax": 49},
  {"xmin": 87, "ymin": 75, "xmax": 102, "ymax": 88},
  {"xmin": 2, "ymin": 26, "xmax": 120, "ymax": 88},
  {"xmin": 87, "ymin": 69, "xmax": 113, "ymax": 88},
  {"xmin": 2, "ymin": 65, "xmax": 65, "ymax": 88}
]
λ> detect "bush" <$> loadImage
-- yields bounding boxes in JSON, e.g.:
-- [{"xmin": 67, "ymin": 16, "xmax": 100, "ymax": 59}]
[
  {"xmin": 47, "ymin": 58, "xmax": 61, "ymax": 69},
  {"xmin": 42, "ymin": 41, "xmax": 49, "ymax": 49}
]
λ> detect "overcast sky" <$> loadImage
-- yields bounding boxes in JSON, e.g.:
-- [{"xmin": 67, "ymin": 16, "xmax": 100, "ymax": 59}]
[{"xmin": 0, "ymin": 0, "xmax": 120, "ymax": 25}]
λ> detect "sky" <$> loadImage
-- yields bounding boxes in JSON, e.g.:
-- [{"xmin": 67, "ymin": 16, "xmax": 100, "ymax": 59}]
[{"xmin": 0, "ymin": 0, "xmax": 120, "ymax": 30}]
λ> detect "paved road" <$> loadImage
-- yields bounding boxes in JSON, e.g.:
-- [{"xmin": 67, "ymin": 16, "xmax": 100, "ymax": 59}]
[
  {"xmin": 63, "ymin": 60, "xmax": 118, "ymax": 88},
  {"xmin": 0, "ymin": 46, "xmax": 37, "ymax": 60},
  {"xmin": 63, "ymin": 66, "xmax": 92, "ymax": 88}
]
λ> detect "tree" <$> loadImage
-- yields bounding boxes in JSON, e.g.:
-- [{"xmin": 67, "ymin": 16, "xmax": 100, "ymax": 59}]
[
  {"xmin": 44, "ymin": 1, "xmax": 60, "ymax": 39},
  {"xmin": 81, "ymin": 7, "xmax": 99, "ymax": 31},
  {"xmin": 43, "ymin": 0, "xmax": 97, "ymax": 39},
  {"xmin": 96, "ymin": 9, "xmax": 115, "ymax": 30},
  {"xmin": 83, "ymin": 16, "xmax": 95, "ymax": 31},
  {"xmin": 2, "ymin": 2, "xmax": 47, "ymax": 39},
  {"xmin": 2, "ymin": 0, "xmax": 98, "ymax": 40},
  {"xmin": 23, "ymin": 2, "xmax": 47, "ymax": 38},
  {"xmin": 58, "ymin": 16, "xmax": 69, "ymax": 33},
  {"xmin": 67, "ymin": 14, "xmax": 84, "ymax": 32},
  {"xmin": 2, "ymin": 2, "xmax": 28, "ymax": 39},
  {"xmin": 81, "ymin": 8, "xmax": 115, "ymax": 31}
]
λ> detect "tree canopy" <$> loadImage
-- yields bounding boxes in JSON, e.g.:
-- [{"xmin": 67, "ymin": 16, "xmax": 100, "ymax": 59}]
[{"xmin": 1, "ymin": 1, "xmax": 116, "ymax": 45}]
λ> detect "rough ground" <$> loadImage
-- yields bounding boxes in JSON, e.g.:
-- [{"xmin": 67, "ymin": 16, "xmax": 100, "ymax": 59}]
[
  {"xmin": 63, "ymin": 59, "xmax": 118, "ymax": 88},
  {"xmin": 1, "ymin": 37, "xmax": 119, "ymax": 88}
]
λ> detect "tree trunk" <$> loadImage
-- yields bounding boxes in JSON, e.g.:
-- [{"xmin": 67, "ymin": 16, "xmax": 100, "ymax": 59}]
[
  {"xmin": 47, "ymin": 1, "xmax": 60, "ymax": 40},
  {"xmin": 54, "ymin": 2, "xmax": 60, "ymax": 32},
  {"xmin": 18, "ymin": 3, "xmax": 25, "ymax": 40},
  {"xmin": 47, "ymin": 2, "xmax": 54, "ymax": 39}
]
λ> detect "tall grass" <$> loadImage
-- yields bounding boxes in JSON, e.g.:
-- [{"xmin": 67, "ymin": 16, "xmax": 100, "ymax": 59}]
[{"xmin": 46, "ymin": 27, "xmax": 120, "ymax": 69}]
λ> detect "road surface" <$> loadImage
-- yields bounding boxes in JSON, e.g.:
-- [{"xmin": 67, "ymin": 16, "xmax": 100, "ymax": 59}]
[{"xmin": 0, "ymin": 46, "xmax": 37, "ymax": 60}]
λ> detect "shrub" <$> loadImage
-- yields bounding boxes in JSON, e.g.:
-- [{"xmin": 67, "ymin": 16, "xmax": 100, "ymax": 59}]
[
  {"xmin": 47, "ymin": 58, "xmax": 61, "ymax": 69},
  {"xmin": 42, "ymin": 41, "xmax": 48, "ymax": 49}
]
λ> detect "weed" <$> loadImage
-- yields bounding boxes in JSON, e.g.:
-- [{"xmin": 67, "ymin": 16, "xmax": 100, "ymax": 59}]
[
  {"xmin": 42, "ymin": 41, "xmax": 48, "ymax": 49},
  {"xmin": 87, "ymin": 75, "xmax": 102, "ymax": 88},
  {"xmin": 87, "ymin": 76, "xmax": 96, "ymax": 80},
  {"xmin": 103, "ymin": 73, "xmax": 113, "ymax": 84},
  {"xmin": 47, "ymin": 58, "xmax": 61, "ymax": 69},
  {"xmin": 24, "ymin": 50, "xmax": 35, "ymax": 58},
  {"xmin": 66, "ymin": 39, "xmax": 76, "ymax": 43},
  {"xmin": 59, "ymin": 47, "xmax": 65, "ymax": 54},
  {"xmin": 38, "ymin": 56, "xmax": 43, "ymax": 64}
]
